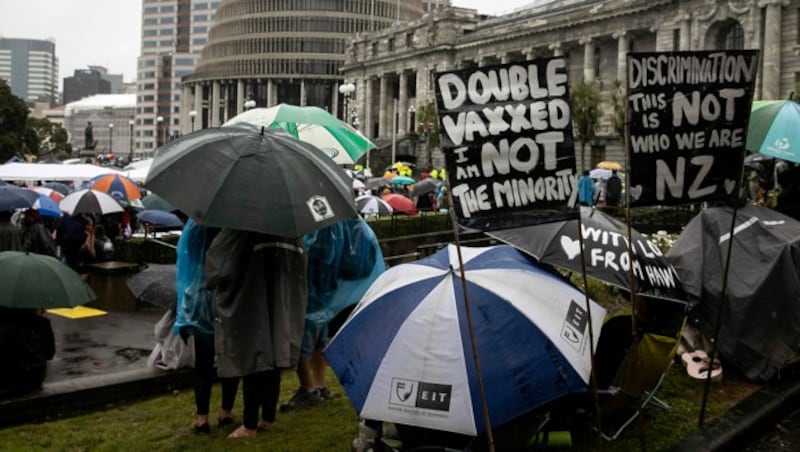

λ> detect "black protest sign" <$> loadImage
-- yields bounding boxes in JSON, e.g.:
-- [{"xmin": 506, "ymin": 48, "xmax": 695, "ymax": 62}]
[
  {"xmin": 626, "ymin": 50, "xmax": 758, "ymax": 206},
  {"xmin": 434, "ymin": 57, "xmax": 579, "ymax": 232},
  {"xmin": 577, "ymin": 222, "xmax": 684, "ymax": 302}
]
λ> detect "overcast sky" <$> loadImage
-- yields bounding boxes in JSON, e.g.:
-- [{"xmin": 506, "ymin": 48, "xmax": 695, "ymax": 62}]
[{"xmin": 0, "ymin": 0, "xmax": 534, "ymax": 89}]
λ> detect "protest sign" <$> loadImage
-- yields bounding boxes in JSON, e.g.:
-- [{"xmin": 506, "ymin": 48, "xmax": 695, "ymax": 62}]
[
  {"xmin": 626, "ymin": 50, "xmax": 759, "ymax": 206},
  {"xmin": 433, "ymin": 57, "xmax": 579, "ymax": 231}
]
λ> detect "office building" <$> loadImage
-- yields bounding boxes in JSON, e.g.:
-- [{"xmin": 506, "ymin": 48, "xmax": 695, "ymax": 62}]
[
  {"xmin": 134, "ymin": 0, "xmax": 221, "ymax": 156},
  {"xmin": 0, "ymin": 37, "xmax": 59, "ymax": 104},
  {"xmin": 63, "ymin": 68, "xmax": 111, "ymax": 104}
]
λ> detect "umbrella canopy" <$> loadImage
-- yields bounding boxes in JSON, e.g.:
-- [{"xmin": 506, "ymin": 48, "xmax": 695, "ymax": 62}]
[
  {"xmin": 32, "ymin": 194, "xmax": 62, "ymax": 217},
  {"xmin": 382, "ymin": 193, "xmax": 417, "ymax": 215},
  {"xmin": 126, "ymin": 264, "xmax": 177, "ymax": 309},
  {"xmin": 42, "ymin": 181, "xmax": 72, "ymax": 196},
  {"xmin": 390, "ymin": 175, "xmax": 415, "ymax": 186},
  {"xmin": 666, "ymin": 205, "xmax": 800, "ymax": 381},
  {"xmin": 141, "ymin": 192, "xmax": 177, "ymax": 212},
  {"xmin": 136, "ymin": 209, "xmax": 184, "ymax": 228},
  {"xmin": 31, "ymin": 187, "xmax": 65, "ymax": 203},
  {"xmin": 355, "ymin": 195, "xmax": 393, "ymax": 216},
  {"xmin": 59, "ymin": 189, "xmax": 125, "ymax": 216},
  {"xmin": 91, "ymin": 173, "xmax": 143, "ymax": 202},
  {"xmin": 411, "ymin": 178, "xmax": 441, "ymax": 197},
  {"xmin": 224, "ymin": 103, "xmax": 375, "ymax": 165},
  {"xmin": 746, "ymin": 100, "xmax": 800, "ymax": 163},
  {"xmin": 488, "ymin": 206, "xmax": 687, "ymax": 302},
  {"xmin": 589, "ymin": 168, "xmax": 613, "ymax": 180},
  {"xmin": 0, "ymin": 186, "xmax": 39, "ymax": 212},
  {"xmin": 326, "ymin": 244, "xmax": 606, "ymax": 436},
  {"xmin": 0, "ymin": 251, "xmax": 96, "ymax": 308},
  {"xmin": 145, "ymin": 125, "xmax": 358, "ymax": 238},
  {"xmin": 366, "ymin": 177, "xmax": 391, "ymax": 191},
  {"xmin": 596, "ymin": 161, "xmax": 622, "ymax": 171}
]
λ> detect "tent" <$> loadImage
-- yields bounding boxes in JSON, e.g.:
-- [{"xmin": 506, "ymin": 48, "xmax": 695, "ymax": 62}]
[
  {"xmin": 0, "ymin": 163, "xmax": 120, "ymax": 183},
  {"xmin": 666, "ymin": 205, "xmax": 800, "ymax": 381}
]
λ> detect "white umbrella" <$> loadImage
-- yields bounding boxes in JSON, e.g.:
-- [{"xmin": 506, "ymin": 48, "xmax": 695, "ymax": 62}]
[
  {"xmin": 326, "ymin": 244, "xmax": 606, "ymax": 436},
  {"xmin": 355, "ymin": 195, "xmax": 393, "ymax": 216},
  {"xmin": 60, "ymin": 189, "xmax": 124, "ymax": 215}
]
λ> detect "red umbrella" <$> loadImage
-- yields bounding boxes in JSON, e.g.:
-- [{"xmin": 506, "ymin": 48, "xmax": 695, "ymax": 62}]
[
  {"xmin": 31, "ymin": 187, "xmax": 65, "ymax": 203},
  {"xmin": 382, "ymin": 193, "xmax": 417, "ymax": 215}
]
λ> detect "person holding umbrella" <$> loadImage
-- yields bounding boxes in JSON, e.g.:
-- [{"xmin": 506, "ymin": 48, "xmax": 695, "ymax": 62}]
[
  {"xmin": 173, "ymin": 219, "xmax": 239, "ymax": 434},
  {"xmin": 205, "ymin": 229, "xmax": 308, "ymax": 439},
  {"xmin": 21, "ymin": 209, "xmax": 56, "ymax": 257},
  {"xmin": 0, "ymin": 306, "xmax": 55, "ymax": 397}
]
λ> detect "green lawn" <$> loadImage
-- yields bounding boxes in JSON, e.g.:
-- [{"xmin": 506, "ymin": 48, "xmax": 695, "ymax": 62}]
[{"xmin": 0, "ymin": 363, "xmax": 758, "ymax": 451}]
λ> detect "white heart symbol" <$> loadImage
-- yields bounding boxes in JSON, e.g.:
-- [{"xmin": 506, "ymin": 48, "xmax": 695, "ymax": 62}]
[
  {"xmin": 560, "ymin": 236, "xmax": 581, "ymax": 260},
  {"xmin": 724, "ymin": 179, "xmax": 736, "ymax": 194},
  {"xmin": 630, "ymin": 185, "xmax": 643, "ymax": 200}
]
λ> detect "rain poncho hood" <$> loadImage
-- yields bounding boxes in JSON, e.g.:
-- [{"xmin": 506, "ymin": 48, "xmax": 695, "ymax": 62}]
[{"xmin": 303, "ymin": 217, "xmax": 384, "ymax": 328}]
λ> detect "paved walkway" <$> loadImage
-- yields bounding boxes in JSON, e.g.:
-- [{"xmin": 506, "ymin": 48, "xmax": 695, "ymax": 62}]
[{"xmin": 0, "ymin": 305, "xmax": 193, "ymax": 428}]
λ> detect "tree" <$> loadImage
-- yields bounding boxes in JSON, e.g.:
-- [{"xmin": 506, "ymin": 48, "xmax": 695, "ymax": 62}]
[
  {"xmin": 0, "ymin": 79, "xmax": 29, "ymax": 162},
  {"xmin": 571, "ymin": 79, "xmax": 601, "ymax": 171},
  {"xmin": 611, "ymin": 79, "xmax": 627, "ymax": 149},
  {"xmin": 415, "ymin": 101, "xmax": 440, "ymax": 168}
]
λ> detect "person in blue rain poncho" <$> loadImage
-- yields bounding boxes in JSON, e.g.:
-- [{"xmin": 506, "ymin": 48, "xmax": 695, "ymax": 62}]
[
  {"xmin": 173, "ymin": 218, "xmax": 240, "ymax": 434},
  {"xmin": 280, "ymin": 217, "xmax": 385, "ymax": 411}
]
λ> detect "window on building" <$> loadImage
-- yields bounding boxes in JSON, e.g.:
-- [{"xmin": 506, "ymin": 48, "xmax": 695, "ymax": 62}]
[
  {"xmin": 673, "ymin": 29, "xmax": 681, "ymax": 51},
  {"xmin": 717, "ymin": 20, "xmax": 744, "ymax": 49}
]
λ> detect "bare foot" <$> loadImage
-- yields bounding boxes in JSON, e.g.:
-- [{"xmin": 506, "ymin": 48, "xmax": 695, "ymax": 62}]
[
  {"xmin": 227, "ymin": 425, "xmax": 257, "ymax": 439},
  {"xmin": 257, "ymin": 420, "xmax": 273, "ymax": 432}
]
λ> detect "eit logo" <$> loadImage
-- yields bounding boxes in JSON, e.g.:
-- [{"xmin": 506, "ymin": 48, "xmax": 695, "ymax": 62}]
[{"xmin": 389, "ymin": 378, "xmax": 452, "ymax": 412}]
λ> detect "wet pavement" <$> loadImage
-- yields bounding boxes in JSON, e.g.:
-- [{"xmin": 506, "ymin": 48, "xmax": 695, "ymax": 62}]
[
  {"xmin": 0, "ymin": 304, "xmax": 193, "ymax": 428},
  {"xmin": 45, "ymin": 306, "xmax": 162, "ymax": 383}
]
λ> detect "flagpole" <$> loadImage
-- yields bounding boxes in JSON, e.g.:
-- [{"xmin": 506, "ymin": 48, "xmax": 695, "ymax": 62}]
[
  {"xmin": 445, "ymin": 179, "xmax": 495, "ymax": 452},
  {"xmin": 623, "ymin": 105, "xmax": 648, "ymax": 449},
  {"xmin": 698, "ymin": 183, "xmax": 741, "ymax": 427},
  {"xmin": 576, "ymin": 210, "xmax": 605, "ymax": 451}
]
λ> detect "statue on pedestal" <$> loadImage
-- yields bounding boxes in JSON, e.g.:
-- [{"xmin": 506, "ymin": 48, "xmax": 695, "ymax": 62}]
[{"xmin": 85, "ymin": 122, "xmax": 95, "ymax": 150}]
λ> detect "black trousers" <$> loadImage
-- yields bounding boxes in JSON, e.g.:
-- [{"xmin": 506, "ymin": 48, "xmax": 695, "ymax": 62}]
[
  {"xmin": 194, "ymin": 334, "xmax": 239, "ymax": 416},
  {"xmin": 242, "ymin": 368, "xmax": 281, "ymax": 429}
]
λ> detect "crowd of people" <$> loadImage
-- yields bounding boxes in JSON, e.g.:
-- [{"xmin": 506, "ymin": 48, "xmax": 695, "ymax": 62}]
[
  {"xmin": 171, "ymin": 213, "xmax": 383, "ymax": 439},
  {"xmin": 578, "ymin": 169, "xmax": 623, "ymax": 208}
]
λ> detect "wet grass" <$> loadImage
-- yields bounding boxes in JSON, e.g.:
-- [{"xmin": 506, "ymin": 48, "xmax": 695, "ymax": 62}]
[
  {"xmin": 0, "ymin": 359, "xmax": 760, "ymax": 451},
  {"xmin": 0, "ymin": 269, "xmax": 761, "ymax": 450}
]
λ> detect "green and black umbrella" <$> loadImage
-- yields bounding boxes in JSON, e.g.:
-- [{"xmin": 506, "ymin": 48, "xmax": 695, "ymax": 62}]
[
  {"xmin": 0, "ymin": 251, "xmax": 96, "ymax": 309},
  {"xmin": 145, "ymin": 125, "xmax": 358, "ymax": 238}
]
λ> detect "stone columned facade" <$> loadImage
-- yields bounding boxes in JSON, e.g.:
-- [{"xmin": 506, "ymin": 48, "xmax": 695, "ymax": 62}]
[
  {"xmin": 181, "ymin": 0, "xmax": 425, "ymax": 133},
  {"xmin": 341, "ymin": 0, "xmax": 800, "ymax": 170}
]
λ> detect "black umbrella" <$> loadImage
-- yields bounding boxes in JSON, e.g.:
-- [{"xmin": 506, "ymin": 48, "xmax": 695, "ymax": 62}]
[
  {"xmin": 488, "ymin": 206, "xmax": 687, "ymax": 302},
  {"xmin": 145, "ymin": 125, "xmax": 358, "ymax": 238},
  {"xmin": 666, "ymin": 205, "xmax": 800, "ymax": 381},
  {"xmin": 136, "ymin": 210, "xmax": 184, "ymax": 228},
  {"xmin": 0, "ymin": 186, "xmax": 39, "ymax": 212},
  {"xmin": 126, "ymin": 264, "xmax": 177, "ymax": 309},
  {"xmin": 411, "ymin": 178, "xmax": 441, "ymax": 197}
]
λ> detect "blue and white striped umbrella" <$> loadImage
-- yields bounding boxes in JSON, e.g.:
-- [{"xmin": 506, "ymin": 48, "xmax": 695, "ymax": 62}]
[{"xmin": 325, "ymin": 244, "xmax": 605, "ymax": 436}]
